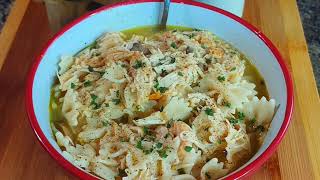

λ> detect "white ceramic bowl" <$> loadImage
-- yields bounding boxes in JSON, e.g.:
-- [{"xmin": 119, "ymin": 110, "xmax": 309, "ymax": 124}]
[{"xmin": 26, "ymin": 0, "xmax": 294, "ymax": 179}]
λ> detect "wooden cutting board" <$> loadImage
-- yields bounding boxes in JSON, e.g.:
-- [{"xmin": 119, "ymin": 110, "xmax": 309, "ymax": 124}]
[{"xmin": 0, "ymin": 0, "xmax": 319, "ymax": 179}]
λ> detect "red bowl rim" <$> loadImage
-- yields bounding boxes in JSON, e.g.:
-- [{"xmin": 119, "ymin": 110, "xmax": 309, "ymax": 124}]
[{"xmin": 25, "ymin": 0, "xmax": 294, "ymax": 179}]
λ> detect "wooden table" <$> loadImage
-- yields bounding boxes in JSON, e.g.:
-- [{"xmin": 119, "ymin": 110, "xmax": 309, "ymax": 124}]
[{"xmin": 0, "ymin": 0, "xmax": 319, "ymax": 179}]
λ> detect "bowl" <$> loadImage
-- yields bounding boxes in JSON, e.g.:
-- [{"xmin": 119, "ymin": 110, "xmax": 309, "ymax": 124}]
[{"xmin": 25, "ymin": 0, "xmax": 294, "ymax": 179}]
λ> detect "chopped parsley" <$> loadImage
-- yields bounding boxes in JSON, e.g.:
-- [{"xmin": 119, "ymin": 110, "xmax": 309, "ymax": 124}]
[
  {"xmin": 191, "ymin": 82, "xmax": 200, "ymax": 87},
  {"xmin": 112, "ymin": 98, "xmax": 121, "ymax": 105},
  {"xmin": 83, "ymin": 80, "xmax": 92, "ymax": 87},
  {"xmin": 170, "ymin": 42, "xmax": 177, "ymax": 49},
  {"xmin": 231, "ymin": 67, "xmax": 236, "ymax": 71},
  {"xmin": 218, "ymin": 139, "xmax": 222, "ymax": 144},
  {"xmin": 102, "ymin": 121, "xmax": 109, "ymax": 126},
  {"xmin": 136, "ymin": 140, "xmax": 143, "ymax": 150},
  {"xmin": 158, "ymin": 87, "xmax": 168, "ymax": 93},
  {"xmin": 90, "ymin": 94, "xmax": 98, "ymax": 101},
  {"xmin": 201, "ymin": 44, "xmax": 207, "ymax": 49},
  {"xmin": 205, "ymin": 58, "xmax": 212, "ymax": 64},
  {"xmin": 143, "ymin": 148, "xmax": 153, "ymax": 155},
  {"xmin": 88, "ymin": 66, "xmax": 94, "ymax": 72},
  {"xmin": 178, "ymin": 72, "xmax": 183, "ymax": 76},
  {"xmin": 237, "ymin": 112, "xmax": 245, "ymax": 121},
  {"xmin": 204, "ymin": 108, "xmax": 214, "ymax": 116},
  {"xmin": 70, "ymin": 82, "xmax": 76, "ymax": 89},
  {"xmin": 156, "ymin": 142, "xmax": 163, "ymax": 149},
  {"xmin": 223, "ymin": 101, "xmax": 231, "ymax": 108},
  {"xmin": 170, "ymin": 57, "xmax": 176, "ymax": 63},
  {"xmin": 116, "ymin": 90, "xmax": 120, "ymax": 97},
  {"xmin": 217, "ymin": 76, "xmax": 225, "ymax": 82},
  {"xmin": 184, "ymin": 146, "xmax": 192, "ymax": 152},
  {"xmin": 90, "ymin": 94, "xmax": 100, "ymax": 109},
  {"xmin": 154, "ymin": 81, "xmax": 159, "ymax": 89},
  {"xmin": 158, "ymin": 149, "xmax": 168, "ymax": 158},
  {"xmin": 121, "ymin": 64, "xmax": 127, "ymax": 68},
  {"xmin": 229, "ymin": 118, "xmax": 238, "ymax": 124},
  {"xmin": 143, "ymin": 127, "xmax": 150, "ymax": 135},
  {"xmin": 118, "ymin": 169, "xmax": 127, "ymax": 177},
  {"xmin": 92, "ymin": 102, "xmax": 101, "ymax": 109},
  {"xmin": 250, "ymin": 118, "xmax": 256, "ymax": 125},
  {"xmin": 160, "ymin": 69, "xmax": 168, "ymax": 77},
  {"xmin": 105, "ymin": 103, "xmax": 109, "ymax": 107},
  {"xmin": 132, "ymin": 60, "xmax": 145, "ymax": 69},
  {"xmin": 177, "ymin": 168, "xmax": 186, "ymax": 175},
  {"xmin": 186, "ymin": 33, "xmax": 195, "ymax": 38}
]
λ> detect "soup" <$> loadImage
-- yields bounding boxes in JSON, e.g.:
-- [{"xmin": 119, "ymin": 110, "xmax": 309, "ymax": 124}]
[{"xmin": 50, "ymin": 26, "xmax": 275, "ymax": 179}]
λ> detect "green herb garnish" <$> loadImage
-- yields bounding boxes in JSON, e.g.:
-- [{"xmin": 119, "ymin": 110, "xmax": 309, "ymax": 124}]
[
  {"xmin": 178, "ymin": 72, "xmax": 183, "ymax": 76},
  {"xmin": 160, "ymin": 69, "xmax": 168, "ymax": 77},
  {"xmin": 237, "ymin": 112, "xmax": 245, "ymax": 121},
  {"xmin": 143, "ymin": 127, "xmax": 150, "ymax": 135},
  {"xmin": 156, "ymin": 142, "xmax": 163, "ymax": 149},
  {"xmin": 70, "ymin": 82, "xmax": 76, "ymax": 89},
  {"xmin": 154, "ymin": 81, "xmax": 159, "ymax": 89},
  {"xmin": 112, "ymin": 98, "xmax": 121, "ymax": 105},
  {"xmin": 102, "ymin": 121, "xmax": 109, "ymax": 126},
  {"xmin": 184, "ymin": 146, "xmax": 192, "ymax": 152},
  {"xmin": 158, "ymin": 149, "xmax": 168, "ymax": 158},
  {"xmin": 250, "ymin": 118, "xmax": 256, "ymax": 125},
  {"xmin": 105, "ymin": 103, "xmax": 109, "ymax": 107},
  {"xmin": 229, "ymin": 118, "xmax": 238, "ymax": 124},
  {"xmin": 205, "ymin": 58, "xmax": 212, "ymax": 64},
  {"xmin": 223, "ymin": 101, "xmax": 231, "ymax": 108},
  {"xmin": 158, "ymin": 87, "xmax": 168, "ymax": 93},
  {"xmin": 88, "ymin": 66, "xmax": 94, "ymax": 72},
  {"xmin": 143, "ymin": 148, "xmax": 153, "ymax": 155},
  {"xmin": 136, "ymin": 140, "xmax": 143, "ymax": 150},
  {"xmin": 170, "ymin": 57, "xmax": 176, "ymax": 63},
  {"xmin": 170, "ymin": 42, "xmax": 177, "ymax": 49},
  {"xmin": 231, "ymin": 67, "xmax": 236, "ymax": 71},
  {"xmin": 132, "ymin": 60, "xmax": 145, "ymax": 69},
  {"xmin": 91, "ymin": 94, "xmax": 98, "ymax": 101},
  {"xmin": 217, "ymin": 76, "xmax": 225, "ymax": 82},
  {"xmin": 83, "ymin": 80, "xmax": 92, "ymax": 87},
  {"xmin": 204, "ymin": 108, "xmax": 214, "ymax": 116}
]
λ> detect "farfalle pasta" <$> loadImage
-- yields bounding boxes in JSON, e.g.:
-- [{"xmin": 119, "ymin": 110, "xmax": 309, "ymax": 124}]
[{"xmin": 50, "ymin": 27, "xmax": 276, "ymax": 179}]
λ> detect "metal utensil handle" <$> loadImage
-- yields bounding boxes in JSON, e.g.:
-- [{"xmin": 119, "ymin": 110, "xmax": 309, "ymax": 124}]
[{"xmin": 160, "ymin": 0, "xmax": 170, "ymax": 30}]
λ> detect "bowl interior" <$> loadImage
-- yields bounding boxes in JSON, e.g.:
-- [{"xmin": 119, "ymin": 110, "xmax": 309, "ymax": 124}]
[{"xmin": 30, "ymin": 1, "xmax": 288, "ymax": 178}]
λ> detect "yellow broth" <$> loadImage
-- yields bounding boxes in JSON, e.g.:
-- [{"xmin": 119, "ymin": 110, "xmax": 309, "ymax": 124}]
[{"xmin": 49, "ymin": 26, "xmax": 270, "ymax": 176}]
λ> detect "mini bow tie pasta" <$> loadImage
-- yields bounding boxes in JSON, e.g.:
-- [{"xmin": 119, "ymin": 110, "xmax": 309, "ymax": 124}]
[{"xmin": 50, "ymin": 27, "xmax": 276, "ymax": 180}]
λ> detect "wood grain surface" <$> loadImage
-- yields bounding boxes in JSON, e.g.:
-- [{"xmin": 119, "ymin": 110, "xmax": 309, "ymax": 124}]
[
  {"xmin": 0, "ymin": 0, "xmax": 319, "ymax": 179},
  {"xmin": 0, "ymin": 0, "xmax": 30, "ymax": 71}
]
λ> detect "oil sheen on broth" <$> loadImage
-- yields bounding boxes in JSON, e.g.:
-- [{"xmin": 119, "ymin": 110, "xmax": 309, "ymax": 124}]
[{"xmin": 49, "ymin": 26, "xmax": 269, "ymax": 174}]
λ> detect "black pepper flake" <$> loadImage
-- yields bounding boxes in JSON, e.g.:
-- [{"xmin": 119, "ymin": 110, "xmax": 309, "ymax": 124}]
[
  {"xmin": 177, "ymin": 168, "xmax": 186, "ymax": 175},
  {"xmin": 118, "ymin": 169, "xmax": 127, "ymax": 177}
]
